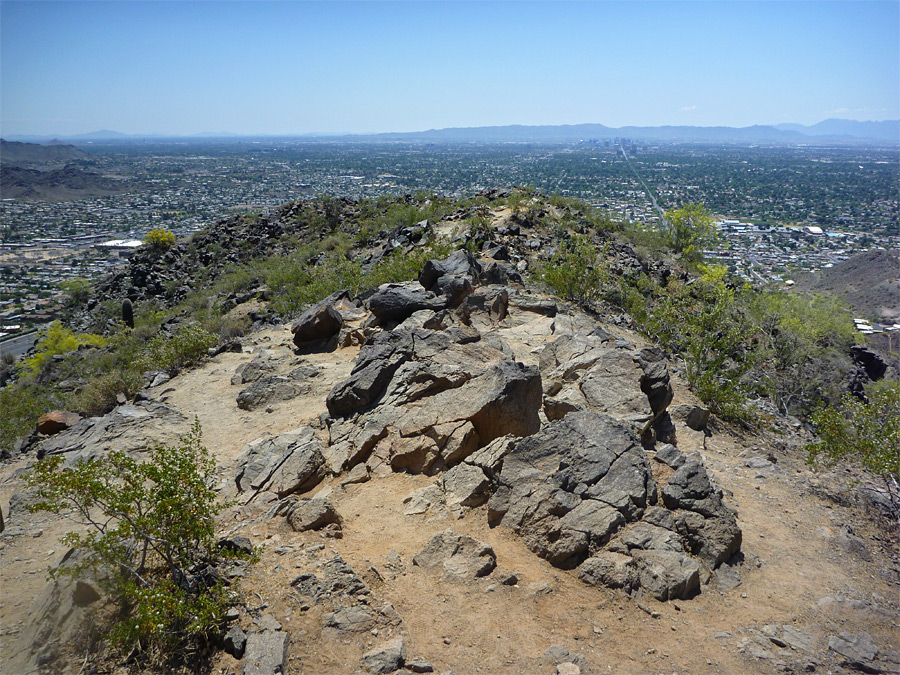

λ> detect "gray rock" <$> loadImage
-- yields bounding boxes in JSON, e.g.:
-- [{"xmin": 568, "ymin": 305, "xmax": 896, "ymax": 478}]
[
  {"xmin": 367, "ymin": 281, "xmax": 447, "ymax": 323},
  {"xmin": 490, "ymin": 412, "xmax": 647, "ymax": 568},
  {"xmin": 362, "ymin": 636, "xmax": 407, "ymax": 674},
  {"xmin": 419, "ymin": 250, "xmax": 482, "ymax": 290},
  {"xmin": 578, "ymin": 551, "xmax": 636, "ymax": 590},
  {"xmin": 243, "ymin": 630, "xmax": 289, "ymax": 675},
  {"xmin": 413, "ymin": 529, "xmax": 497, "ymax": 580},
  {"xmin": 323, "ymin": 605, "xmax": 376, "ymax": 634},
  {"xmin": 407, "ymin": 658, "xmax": 435, "ymax": 673},
  {"xmin": 234, "ymin": 427, "xmax": 327, "ymax": 499},
  {"xmin": 828, "ymin": 632, "xmax": 879, "ymax": 664},
  {"xmin": 675, "ymin": 509, "xmax": 742, "ymax": 568},
  {"xmin": 669, "ymin": 404, "xmax": 711, "ymax": 431},
  {"xmin": 326, "ymin": 330, "xmax": 414, "ymax": 418},
  {"xmin": 236, "ymin": 372, "xmax": 311, "ymax": 410},
  {"xmin": 632, "ymin": 549, "xmax": 700, "ymax": 601},
  {"xmin": 442, "ymin": 463, "xmax": 491, "ymax": 507},
  {"xmin": 34, "ymin": 401, "xmax": 190, "ymax": 466},
  {"xmin": 291, "ymin": 293, "xmax": 345, "ymax": 347},
  {"xmin": 286, "ymin": 497, "xmax": 342, "ymax": 534},
  {"xmin": 232, "ymin": 355, "xmax": 276, "ymax": 385},
  {"xmin": 403, "ymin": 484, "xmax": 444, "ymax": 515},
  {"xmin": 618, "ymin": 522, "xmax": 685, "ymax": 553},
  {"xmin": 223, "ymin": 625, "xmax": 247, "ymax": 659},
  {"xmin": 653, "ymin": 444, "xmax": 686, "ymax": 469}
]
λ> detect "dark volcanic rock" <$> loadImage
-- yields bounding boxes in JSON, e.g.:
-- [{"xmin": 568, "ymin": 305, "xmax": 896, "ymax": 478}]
[
  {"xmin": 366, "ymin": 282, "xmax": 446, "ymax": 323},
  {"xmin": 291, "ymin": 292, "xmax": 346, "ymax": 347},
  {"xmin": 489, "ymin": 412, "xmax": 648, "ymax": 568}
]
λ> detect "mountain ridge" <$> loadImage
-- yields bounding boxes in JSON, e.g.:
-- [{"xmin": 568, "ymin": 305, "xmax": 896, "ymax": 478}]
[{"xmin": 6, "ymin": 118, "xmax": 898, "ymax": 145}]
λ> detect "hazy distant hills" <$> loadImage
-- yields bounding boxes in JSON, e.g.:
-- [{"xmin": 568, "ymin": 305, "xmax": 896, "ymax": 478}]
[
  {"xmin": 0, "ymin": 140, "xmax": 135, "ymax": 202},
  {"xmin": 0, "ymin": 165, "xmax": 136, "ymax": 202},
  {"xmin": 5, "ymin": 119, "xmax": 898, "ymax": 145},
  {"xmin": 796, "ymin": 249, "xmax": 900, "ymax": 323},
  {"xmin": 773, "ymin": 119, "xmax": 900, "ymax": 143},
  {"xmin": 0, "ymin": 138, "xmax": 89, "ymax": 165}
]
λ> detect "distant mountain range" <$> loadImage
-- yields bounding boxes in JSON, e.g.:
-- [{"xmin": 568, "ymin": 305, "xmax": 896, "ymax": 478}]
[
  {"xmin": 0, "ymin": 140, "xmax": 136, "ymax": 201},
  {"xmin": 5, "ymin": 118, "xmax": 898, "ymax": 145},
  {"xmin": 0, "ymin": 138, "xmax": 89, "ymax": 165}
]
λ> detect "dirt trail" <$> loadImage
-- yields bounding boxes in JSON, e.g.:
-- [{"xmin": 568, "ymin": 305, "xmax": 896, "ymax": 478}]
[{"xmin": 2, "ymin": 315, "xmax": 897, "ymax": 675}]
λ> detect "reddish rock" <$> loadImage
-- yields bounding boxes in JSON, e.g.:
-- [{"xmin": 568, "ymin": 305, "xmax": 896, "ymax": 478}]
[{"xmin": 36, "ymin": 411, "xmax": 82, "ymax": 436}]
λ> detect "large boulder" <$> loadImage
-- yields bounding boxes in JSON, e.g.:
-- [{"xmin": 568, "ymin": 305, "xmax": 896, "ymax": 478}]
[
  {"xmin": 326, "ymin": 330, "xmax": 414, "ymax": 418},
  {"xmin": 290, "ymin": 292, "xmax": 346, "ymax": 348},
  {"xmin": 488, "ymin": 412, "xmax": 650, "ymax": 569},
  {"xmin": 325, "ymin": 327, "xmax": 541, "ymax": 474},
  {"xmin": 234, "ymin": 427, "xmax": 327, "ymax": 499},
  {"xmin": 413, "ymin": 529, "xmax": 496, "ymax": 580},
  {"xmin": 539, "ymin": 336, "xmax": 673, "ymax": 436},
  {"xmin": 366, "ymin": 282, "xmax": 446, "ymax": 324},
  {"xmin": 419, "ymin": 250, "xmax": 482, "ymax": 290}
]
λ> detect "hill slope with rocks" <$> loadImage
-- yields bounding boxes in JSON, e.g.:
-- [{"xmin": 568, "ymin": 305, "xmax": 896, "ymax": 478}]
[
  {"xmin": 1, "ymin": 194, "xmax": 898, "ymax": 675},
  {"xmin": 795, "ymin": 249, "xmax": 900, "ymax": 324}
]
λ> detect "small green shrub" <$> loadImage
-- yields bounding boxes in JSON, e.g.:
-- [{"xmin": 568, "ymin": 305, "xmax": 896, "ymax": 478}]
[
  {"xmin": 662, "ymin": 202, "xmax": 716, "ymax": 263},
  {"xmin": 143, "ymin": 228, "xmax": 176, "ymax": 252},
  {"xmin": 807, "ymin": 380, "xmax": 900, "ymax": 514},
  {"xmin": 541, "ymin": 234, "xmax": 607, "ymax": 304},
  {"xmin": 23, "ymin": 321, "xmax": 106, "ymax": 377},
  {"xmin": 26, "ymin": 421, "xmax": 236, "ymax": 665},
  {"xmin": 59, "ymin": 277, "xmax": 92, "ymax": 306},
  {"xmin": 141, "ymin": 324, "xmax": 217, "ymax": 374},
  {"xmin": 0, "ymin": 382, "xmax": 55, "ymax": 454}
]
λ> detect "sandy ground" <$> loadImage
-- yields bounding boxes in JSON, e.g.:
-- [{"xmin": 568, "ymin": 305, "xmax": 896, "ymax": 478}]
[{"xmin": 1, "ymin": 312, "xmax": 898, "ymax": 675}]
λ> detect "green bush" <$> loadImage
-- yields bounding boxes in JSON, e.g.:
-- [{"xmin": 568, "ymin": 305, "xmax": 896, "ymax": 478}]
[
  {"xmin": 807, "ymin": 380, "xmax": 900, "ymax": 514},
  {"xmin": 26, "ymin": 421, "xmax": 236, "ymax": 665},
  {"xmin": 23, "ymin": 321, "xmax": 106, "ymax": 377},
  {"xmin": 663, "ymin": 202, "xmax": 717, "ymax": 263},
  {"xmin": 141, "ymin": 324, "xmax": 217, "ymax": 374},
  {"xmin": 0, "ymin": 382, "xmax": 55, "ymax": 454},
  {"xmin": 143, "ymin": 228, "xmax": 176, "ymax": 252},
  {"xmin": 541, "ymin": 234, "xmax": 607, "ymax": 304}
]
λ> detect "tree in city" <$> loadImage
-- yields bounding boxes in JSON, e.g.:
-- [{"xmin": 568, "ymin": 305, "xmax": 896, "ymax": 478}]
[{"xmin": 663, "ymin": 202, "xmax": 717, "ymax": 263}]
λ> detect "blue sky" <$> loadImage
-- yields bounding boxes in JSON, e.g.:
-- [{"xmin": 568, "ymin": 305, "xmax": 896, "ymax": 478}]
[{"xmin": 1, "ymin": 1, "xmax": 898, "ymax": 136}]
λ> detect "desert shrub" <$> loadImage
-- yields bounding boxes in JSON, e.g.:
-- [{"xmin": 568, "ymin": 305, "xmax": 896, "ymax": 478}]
[
  {"xmin": 26, "ymin": 421, "xmax": 237, "ymax": 665},
  {"xmin": 0, "ymin": 382, "xmax": 55, "ymax": 454},
  {"xmin": 662, "ymin": 202, "xmax": 717, "ymax": 263},
  {"xmin": 366, "ymin": 242, "xmax": 453, "ymax": 289},
  {"xmin": 143, "ymin": 228, "xmax": 176, "ymax": 252},
  {"xmin": 23, "ymin": 321, "xmax": 106, "ymax": 377},
  {"xmin": 141, "ymin": 324, "xmax": 217, "ymax": 374},
  {"xmin": 642, "ymin": 265, "xmax": 753, "ymax": 421},
  {"xmin": 747, "ymin": 291, "xmax": 858, "ymax": 413},
  {"xmin": 71, "ymin": 368, "xmax": 145, "ymax": 417},
  {"xmin": 541, "ymin": 234, "xmax": 608, "ymax": 304},
  {"xmin": 807, "ymin": 380, "xmax": 900, "ymax": 515},
  {"xmin": 59, "ymin": 277, "xmax": 92, "ymax": 306}
]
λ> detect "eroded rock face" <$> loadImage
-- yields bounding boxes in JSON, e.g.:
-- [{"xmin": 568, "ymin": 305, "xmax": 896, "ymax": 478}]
[
  {"xmin": 488, "ymin": 411, "xmax": 740, "ymax": 599},
  {"xmin": 488, "ymin": 412, "xmax": 648, "ymax": 569},
  {"xmin": 233, "ymin": 427, "xmax": 327, "ymax": 500},
  {"xmin": 325, "ymin": 327, "xmax": 541, "ymax": 475},
  {"xmin": 539, "ymin": 335, "xmax": 673, "ymax": 437}
]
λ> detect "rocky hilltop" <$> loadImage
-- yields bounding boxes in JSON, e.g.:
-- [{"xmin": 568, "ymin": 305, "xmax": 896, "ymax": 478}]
[{"xmin": 1, "ymin": 195, "xmax": 898, "ymax": 675}]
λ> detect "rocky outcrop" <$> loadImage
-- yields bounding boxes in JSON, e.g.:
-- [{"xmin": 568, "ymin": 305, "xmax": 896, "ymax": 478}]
[
  {"xmin": 325, "ymin": 326, "xmax": 541, "ymax": 475},
  {"xmin": 33, "ymin": 401, "xmax": 190, "ymax": 466},
  {"xmin": 488, "ymin": 411, "xmax": 740, "ymax": 599},
  {"xmin": 539, "ymin": 334, "xmax": 673, "ymax": 438},
  {"xmin": 233, "ymin": 427, "xmax": 328, "ymax": 501}
]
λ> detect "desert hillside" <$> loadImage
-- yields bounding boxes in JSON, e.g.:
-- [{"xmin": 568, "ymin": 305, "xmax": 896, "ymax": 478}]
[{"xmin": 1, "ymin": 194, "xmax": 897, "ymax": 675}]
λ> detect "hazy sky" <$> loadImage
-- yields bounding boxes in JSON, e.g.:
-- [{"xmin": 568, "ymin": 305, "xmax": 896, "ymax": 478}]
[{"xmin": 2, "ymin": 1, "xmax": 898, "ymax": 136}]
